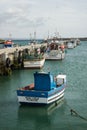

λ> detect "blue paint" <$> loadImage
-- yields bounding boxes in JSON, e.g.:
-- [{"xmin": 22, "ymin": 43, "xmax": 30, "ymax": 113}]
[{"xmin": 34, "ymin": 72, "xmax": 56, "ymax": 91}]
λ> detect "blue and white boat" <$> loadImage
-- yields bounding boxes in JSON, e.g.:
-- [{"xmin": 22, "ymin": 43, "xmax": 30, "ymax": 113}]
[{"xmin": 17, "ymin": 72, "xmax": 66, "ymax": 105}]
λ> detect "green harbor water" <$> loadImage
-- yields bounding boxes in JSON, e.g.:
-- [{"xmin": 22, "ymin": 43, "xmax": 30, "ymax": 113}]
[{"xmin": 0, "ymin": 41, "xmax": 87, "ymax": 130}]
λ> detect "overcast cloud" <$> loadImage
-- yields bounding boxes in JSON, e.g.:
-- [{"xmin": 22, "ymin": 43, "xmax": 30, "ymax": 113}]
[{"xmin": 0, "ymin": 0, "xmax": 87, "ymax": 39}]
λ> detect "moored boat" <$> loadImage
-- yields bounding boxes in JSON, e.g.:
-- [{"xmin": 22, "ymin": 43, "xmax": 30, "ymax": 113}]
[
  {"xmin": 44, "ymin": 43, "xmax": 65, "ymax": 60},
  {"xmin": 23, "ymin": 58, "xmax": 45, "ymax": 69},
  {"xmin": 67, "ymin": 42, "xmax": 74, "ymax": 49},
  {"xmin": 4, "ymin": 40, "xmax": 14, "ymax": 48},
  {"xmin": 67, "ymin": 38, "xmax": 80, "ymax": 49},
  {"xmin": 17, "ymin": 71, "xmax": 66, "ymax": 105},
  {"xmin": 22, "ymin": 47, "xmax": 45, "ymax": 69}
]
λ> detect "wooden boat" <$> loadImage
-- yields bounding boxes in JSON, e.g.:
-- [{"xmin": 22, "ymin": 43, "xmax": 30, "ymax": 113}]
[{"xmin": 17, "ymin": 71, "xmax": 66, "ymax": 105}]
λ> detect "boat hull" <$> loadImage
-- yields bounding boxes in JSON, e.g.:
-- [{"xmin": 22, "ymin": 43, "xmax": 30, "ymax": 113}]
[
  {"xmin": 17, "ymin": 86, "xmax": 65, "ymax": 105},
  {"xmin": 44, "ymin": 51, "xmax": 65, "ymax": 60},
  {"xmin": 23, "ymin": 58, "xmax": 45, "ymax": 69}
]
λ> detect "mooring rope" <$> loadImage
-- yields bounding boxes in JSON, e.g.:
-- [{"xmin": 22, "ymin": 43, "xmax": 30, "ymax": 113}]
[
  {"xmin": 70, "ymin": 109, "xmax": 87, "ymax": 121},
  {"xmin": 67, "ymin": 104, "xmax": 87, "ymax": 122}
]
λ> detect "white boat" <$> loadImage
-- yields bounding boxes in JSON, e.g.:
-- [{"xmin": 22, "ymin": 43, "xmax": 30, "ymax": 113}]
[
  {"xmin": 67, "ymin": 42, "xmax": 74, "ymax": 49},
  {"xmin": 23, "ymin": 47, "xmax": 45, "ymax": 69},
  {"xmin": 44, "ymin": 50, "xmax": 65, "ymax": 60},
  {"xmin": 67, "ymin": 38, "xmax": 80, "ymax": 49},
  {"xmin": 76, "ymin": 38, "xmax": 80, "ymax": 45},
  {"xmin": 17, "ymin": 71, "xmax": 66, "ymax": 105},
  {"xmin": 23, "ymin": 58, "xmax": 45, "ymax": 69},
  {"xmin": 44, "ymin": 43, "xmax": 65, "ymax": 60}
]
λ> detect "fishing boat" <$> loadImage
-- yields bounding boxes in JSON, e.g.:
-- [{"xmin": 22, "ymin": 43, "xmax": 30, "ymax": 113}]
[
  {"xmin": 67, "ymin": 39, "xmax": 79, "ymax": 49},
  {"xmin": 4, "ymin": 40, "xmax": 14, "ymax": 48},
  {"xmin": 76, "ymin": 38, "xmax": 80, "ymax": 45},
  {"xmin": 67, "ymin": 42, "xmax": 74, "ymax": 49},
  {"xmin": 17, "ymin": 71, "xmax": 66, "ymax": 105},
  {"xmin": 23, "ymin": 47, "xmax": 45, "ymax": 69},
  {"xmin": 44, "ymin": 43, "xmax": 65, "ymax": 60},
  {"xmin": 23, "ymin": 58, "xmax": 45, "ymax": 69}
]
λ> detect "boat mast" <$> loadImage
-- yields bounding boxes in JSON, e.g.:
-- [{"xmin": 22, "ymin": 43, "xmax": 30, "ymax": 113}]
[
  {"xmin": 34, "ymin": 31, "xmax": 36, "ymax": 43},
  {"xmin": 8, "ymin": 33, "xmax": 12, "ymax": 40}
]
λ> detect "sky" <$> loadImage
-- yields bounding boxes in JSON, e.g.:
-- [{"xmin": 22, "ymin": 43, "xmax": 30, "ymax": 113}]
[{"xmin": 0, "ymin": 0, "xmax": 87, "ymax": 39}]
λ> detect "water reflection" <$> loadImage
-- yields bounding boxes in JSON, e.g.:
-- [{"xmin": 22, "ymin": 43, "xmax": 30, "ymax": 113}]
[
  {"xmin": 18, "ymin": 98, "xmax": 65, "ymax": 130},
  {"xmin": 17, "ymin": 98, "xmax": 66, "ymax": 129}
]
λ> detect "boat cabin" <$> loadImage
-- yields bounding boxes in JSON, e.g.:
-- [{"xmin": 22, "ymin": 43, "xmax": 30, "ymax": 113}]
[
  {"xmin": 34, "ymin": 72, "xmax": 56, "ymax": 91},
  {"xmin": 56, "ymin": 75, "xmax": 66, "ymax": 86},
  {"xmin": 20, "ymin": 72, "xmax": 66, "ymax": 91}
]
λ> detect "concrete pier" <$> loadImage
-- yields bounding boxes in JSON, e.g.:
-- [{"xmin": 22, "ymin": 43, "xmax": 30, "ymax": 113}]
[
  {"xmin": 0, "ymin": 43, "xmax": 47, "ymax": 55},
  {"xmin": 0, "ymin": 43, "xmax": 47, "ymax": 75}
]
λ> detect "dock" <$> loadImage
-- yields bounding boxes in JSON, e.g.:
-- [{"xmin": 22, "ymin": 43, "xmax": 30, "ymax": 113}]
[
  {"xmin": 0, "ymin": 43, "xmax": 47, "ymax": 75},
  {"xmin": 0, "ymin": 43, "xmax": 47, "ymax": 55}
]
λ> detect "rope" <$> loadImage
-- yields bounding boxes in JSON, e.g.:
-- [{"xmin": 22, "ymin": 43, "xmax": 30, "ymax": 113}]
[
  {"xmin": 67, "ymin": 104, "xmax": 87, "ymax": 122},
  {"xmin": 70, "ymin": 109, "xmax": 87, "ymax": 121}
]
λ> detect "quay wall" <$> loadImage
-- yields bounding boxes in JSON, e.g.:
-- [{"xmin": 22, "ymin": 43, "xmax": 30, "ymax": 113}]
[
  {"xmin": 0, "ymin": 43, "xmax": 47, "ymax": 55},
  {"xmin": 0, "ymin": 43, "xmax": 47, "ymax": 75}
]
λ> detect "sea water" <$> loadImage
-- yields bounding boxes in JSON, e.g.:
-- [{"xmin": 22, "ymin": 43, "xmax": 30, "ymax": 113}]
[{"xmin": 0, "ymin": 41, "xmax": 87, "ymax": 130}]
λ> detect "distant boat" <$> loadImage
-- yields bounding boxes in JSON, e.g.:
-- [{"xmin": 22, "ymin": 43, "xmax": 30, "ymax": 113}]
[
  {"xmin": 67, "ymin": 38, "xmax": 80, "ymax": 49},
  {"xmin": 4, "ymin": 40, "xmax": 14, "ymax": 48},
  {"xmin": 17, "ymin": 71, "xmax": 66, "ymax": 105},
  {"xmin": 23, "ymin": 47, "xmax": 45, "ymax": 69},
  {"xmin": 67, "ymin": 42, "xmax": 75, "ymax": 49},
  {"xmin": 76, "ymin": 38, "xmax": 80, "ymax": 45}
]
